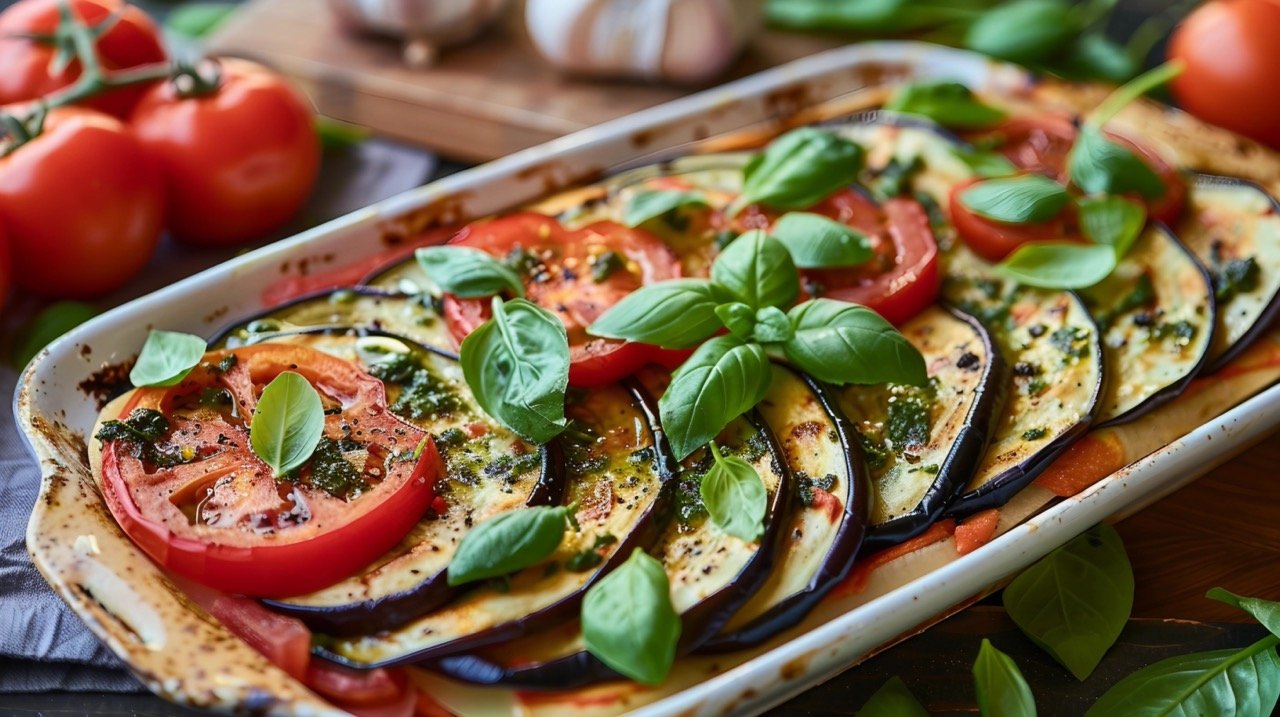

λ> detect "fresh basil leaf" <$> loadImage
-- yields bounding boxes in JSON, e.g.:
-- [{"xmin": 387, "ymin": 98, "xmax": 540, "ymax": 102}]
[
  {"xmin": 995, "ymin": 242, "xmax": 1117, "ymax": 289},
  {"xmin": 711, "ymin": 230, "xmax": 799, "ymax": 309},
  {"xmin": 700, "ymin": 442, "xmax": 766, "ymax": 541},
  {"xmin": 589, "ymin": 279, "xmax": 732, "ymax": 349},
  {"xmin": 951, "ymin": 146, "xmax": 1019, "ymax": 179},
  {"xmin": 447, "ymin": 505, "xmax": 572, "ymax": 586},
  {"xmin": 582, "ymin": 549, "xmax": 680, "ymax": 685},
  {"xmin": 766, "ymin": 0, "xmax": 969, "ymax": 33},
  {"xmin": 964, "ymin": 0, "xmax": 1078, "ymax": 64},
  {"xmin": 415, "ymin": 246, "xmax": 525, "ymax": 299},
  {"xmin": 1086, "ymin": 635, "xmax": 1280, "ymax": 717},
  {"xmin": 1068, "ymin": 127, "xmax": 1166, "ymax": 200},
  {"xmin": 959, "ymin": 175, "xmax": 1071, "ymax": 224},
  {"xmin": 10, "ymin": 301, "xmax": 98, "ymax": 369},
  {"xmin": 460, "ymin": 297, "xmax": 569, "ymax": 444},
  {"xmin": 129, "ymin": 330, "xmax": 208, "ymax": 388},
  {"xmin": 733, "ymin": 128, "xmax": 864, "ymax": 214},
  {"xmin": 884, "ymin": 81, "xmax": 1006, "ymax": 130},
  {"xmin": 753, "ymin": 306, "xmax": 793, "ymax": 344},
  {"xmin": 250, "ymin": 371, "xmax": 325, "ymax": 479},
  {"xmin": 1208, "ymin": 589, "xmax": 1280, "ymax": 638},
  {"xmin": 1087, "ymin": 62, "xmax": 1184, "ymax": 128},
  {"xmin": 974, "ymin": 639, "xmax": 1038, "ymax": 717},
  {"xmin": 716, "ymin": 302, "xmax": 756, "ymax": 341},
  {"xmin": 771, "ymin": 212, "xmax": 873, "ymax": 269},
  {"xmin": 783, "ymin": 299, "xmax": 926, "ymax": 386},
  {"xmin": 659, "ymin": 335, "xmax": 773, "ymax": 461},
  {"xmin": 1077, "ymin": 196, "xmax": 1146, "ymax": 258},
  {"xmin": 1003, "ymin": 524, "xmax": 1133, "ymax": 681},
  {"xmin": 1060, "ymin": 34, "xmax": 1138, "ymax": 83},
  {"xmin": 858, "ymin": 676, "xmax": 929, "ymax": 717},
  {"xmin": 624, "ymin": 190, "xmax": 709, "ymax": 228},
  {"xmin": 166, "ymin": 2, "xmax": 236, "ymax": 38}
]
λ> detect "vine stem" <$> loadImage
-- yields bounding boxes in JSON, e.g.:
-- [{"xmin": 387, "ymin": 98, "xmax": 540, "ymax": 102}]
[{"xmin": 38, "ymin": 0, "xmax": 172, "ymax": 109}]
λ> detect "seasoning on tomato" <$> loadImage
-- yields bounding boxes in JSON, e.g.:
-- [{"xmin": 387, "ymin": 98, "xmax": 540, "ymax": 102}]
[{"xmin": 96, "ymin": 343, "xmax": 442, "ymax": 598}]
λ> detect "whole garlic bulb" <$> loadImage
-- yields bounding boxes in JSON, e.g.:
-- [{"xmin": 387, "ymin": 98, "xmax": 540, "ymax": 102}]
[
  {"xmin": 329, "ymin": 0, "xmax": 510, "ymax": 66},
  {"xmin": 525, "ymin": 0, "xmax": 763, "ymax": 85}
]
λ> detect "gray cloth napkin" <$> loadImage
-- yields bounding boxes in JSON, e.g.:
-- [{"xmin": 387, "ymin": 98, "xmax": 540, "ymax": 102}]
[{"xmin": 0, "ymin": 140, "xmax": 437, "ymax": 693}]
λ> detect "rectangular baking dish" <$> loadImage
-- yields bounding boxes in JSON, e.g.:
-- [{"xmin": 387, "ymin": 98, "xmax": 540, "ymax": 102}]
[{"xmin": 17, "ymin": 41, "xmax": 1280, "ymax": 716}]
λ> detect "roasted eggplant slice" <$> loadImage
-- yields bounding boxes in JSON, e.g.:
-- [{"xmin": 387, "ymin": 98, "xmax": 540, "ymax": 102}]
[
  {"xmin": 699, "ymin": 365, "xmax": 868, "ymax": 652},
  {"xmin": 1178, "ymin": 174, "xmax": 1280, "ymax": 372},
  {"xmin": 1081, "ymin": 224, "xmax": 1216, "ymax": 425},
  {"xmin": 943, "ymin": 245, "xmax": 1105, "ymax": 516},
  {"xmin": 830, "ymin": 113, "xmax": 977, "ymax": 208},
  {"xmin": 833, "ymin": 305, "xmax": 1004, "ymax": 551}
]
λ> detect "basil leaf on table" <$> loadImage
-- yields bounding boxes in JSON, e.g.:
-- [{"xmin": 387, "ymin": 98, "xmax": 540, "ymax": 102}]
[
  {"xmin": 1086, "ymin": 635, "xmax": 1280, "ymax": 717},
  {"xmin": 771, "ymin": 212, "xmax": 874, "ymax": 269},
  {"xmin": 858, "ymin": 676, "xmax": 930, "ymax": 717},
  {"xmin": 995, "ymin": 242, "xmax": 1117, "ymax": 290},
  {"xmin": 951, "ymin": 147, "xmax": 1019, "ymax": 179},
  {"xmin": 659, "ymin": 335, "xmax": 773, "ymax": 461},
  {"xmin": 250, "ymin": 371, "xmax": 325, "ymax": 478},
  {"xmin": 783, "ymin": 299, "xmax": 927, "ymax": 386},
  {"xmin": 959, "ymin": 175, "xmax": 1071, "ymax": 224},
  {"xmin": 731, "ymin": 128, "xmax": 864, "ymax": 215},
  {"xmin": 460, "ymin": 297, "xmax": 570, "ymax": 444},
  {"xmin": 752, "ymin": 306, "xmax": 793, "ymax": 344},
  {"xmin": 963, "ymin": 0, "xmax": 1078, "ymax": 64},
  {"xmin": 1077, "ymin": 196, "xmax": 1147, "ymax": 258},
  {"xmin": 700, "ymin": 442, "xmax": 767, "ymax": 541},
  {"xmin": 715, "ymin": 302, "xmax": 757, "ymax": 341},
  {"xmin": 10, "ymin": 300, "xmax": 98, "ymax": 369},
  {"xmin": 1068, "ymin": 127, "xmax": 1166, "ymax": 200},
  {"xmin": 973, "ymin": 639, "xmax": 1038, "ymax": 717},
  {"xmin": 582, "ymin": 549, "xmax": 681, "ymax": 685},
  {"xmin": 589, "ymin": 279, "xmax": 733, "ymax": 348},
  {"xmin": 129, "ymin": 330, "xmax": 208, "ymax": 388},
  {"xmin": 1002, "ymin": 524, "xmax": 1133, "ymax": 681},
  {"xmin": 447, "ymin": 505, "xmax": 574, "ymax": 586},
  {"xmin": 884, "ymin": 81, "xmax": 1007, "ymax": 130},
  {"xmin": 624, "ymin": 190, "xmax": 710, "ymax": 228},
  {"xmin": 415, "ymin": 246, "xmax": 526, "ymax": 299},
  {"xmin": 711, "ymin": 230, "xmax": 799, "ymax": 309},
  {"xmin": 1208, "ymin": 589, "xmax": 1280, "ymax": 637}
]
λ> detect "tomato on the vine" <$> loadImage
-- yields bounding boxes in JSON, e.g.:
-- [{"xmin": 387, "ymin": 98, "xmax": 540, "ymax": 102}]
[
  {"xmin": 130, "ymin": 58, "xmax": 320, "ymax": 246},
  {"xmin": 0, "ymin": 0, "xmax": 166, "ymax": 118},
  {"xmin": 0, "ymin": 108, "xmax": 164, "ymax": 298}
]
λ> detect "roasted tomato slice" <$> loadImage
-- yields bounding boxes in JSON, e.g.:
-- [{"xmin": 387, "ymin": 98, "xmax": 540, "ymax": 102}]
[
  {"xmin": 442, "ymin": 212, "xmax": 681, "ymax": 387},
  {"xmin": 99, "ymin": 343, "xmax": 442, "ymax": 598},
  {"xmin": 948, "ymin": 177, "xmax": 1078, "ymax": 262}
]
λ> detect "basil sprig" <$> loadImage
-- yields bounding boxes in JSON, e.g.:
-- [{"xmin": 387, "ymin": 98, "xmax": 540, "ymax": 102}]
[
  {"xmin": 959, "ymin": 175, "xmax": 1071, "ymax": 224},
  {"xmin": 130, "ymin": 330, "xmax": 207, "ymax": 387},
  {"xmin": 884, "ymin": 80, "xmax": 1007, "ymax": 130},
  {"xmin": 660, "ymin": 335, "xmax": 773, "ymax": 461},
  {"xmin": 770, "ymin": 212, "xmax": 873, "ymax": 269},
  {"xmin": 700, "ymin": 442, "xmax": 767, "ymax": 541},
  {"xmin": 995, "ymin": 243, "xmax": 1117, "ymax": 290},
  {"xmin": 415, "ymin": 246, "xmax": 525, "ymax": 299},
  {"xmin": 712, "ymin": 230, "xmax": 799, "ymax": 308},
  {"xmin": 250, "ymin": 371, "xmax": 325, "ymax": 479},
  {"xmin": 447, "ymin": 505, "xmax": 576, "ymax": 586},
  {"xmin": 624, "ymin": 189, "xmax": 709, "ymax": 228},
  {"xmin": 729, "ymin": 128, "xmax": 864, "ymax": 216},
  {"xmin": 589, "ymin": 279, "xmax": 736, "ymax": 349},
  {"xmin": 951, "ymin": 146, "xmax": 1019, "ymax": 179},
  {"xmin": 973, "ymin": 639, "xmax": 1038, "ymax": 717},
  {"xmin": 784, "ymin": 299, "xmax": 925, "ymax": 385},
  {"xmin": 581, "ymin": 549, "xmax": 681, "ymax": 685},
  {"xmin": 460, "ymin": 297, "xmax": 569, "ymax": 444}
]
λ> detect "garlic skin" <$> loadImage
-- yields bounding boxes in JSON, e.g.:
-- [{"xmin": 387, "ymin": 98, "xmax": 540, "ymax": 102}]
[
  {"xmin": 329, "ymin": 0, "xmax": 510, "ymax": 65},
  {"xmin": 525, "ymin": 0, "xmax": 763, "ymax": 85}
]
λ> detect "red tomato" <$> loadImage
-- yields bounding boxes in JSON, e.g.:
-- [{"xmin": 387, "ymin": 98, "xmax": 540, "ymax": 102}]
[
  {"xmin": 174, "ymin": 578, "xmax": 312, "ymax": 681},
  {"xmin": 130, "ymin": 58, "xmax": 319, "ymax": 246},
  {"xmin": 948, "ymin": 178, "xmax": 1078, "ymax": 262},
  {"xmin": 1170, "ymin": 0, "xmax": 1280, "ymax": 148},
  {"xmin": 442, "ymin": 212, "xmax": 682, "ymax": 387},
  {"xmin": 0, "ymin": 108, "xmax": 163, "ymax": 298},
  {"xmin": 306, "ymin": 663, "xmax": 406, "ymax": 706},
  {"xmin": 100, "ymin": 343, "xmax": 442, "ymax": 597},
  {"xmin": 0, "ymin": 0, "xmax": 166, "ymax": 118}
]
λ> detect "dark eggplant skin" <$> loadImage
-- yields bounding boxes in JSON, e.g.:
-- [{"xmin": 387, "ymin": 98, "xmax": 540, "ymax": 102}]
[
  {"xmin": 206, "ymin": 286, "xmax": 407, "ymax": 349},
  {"xmin": 698, "ymin": 369, "xmax": 869, "ymax": 653}
]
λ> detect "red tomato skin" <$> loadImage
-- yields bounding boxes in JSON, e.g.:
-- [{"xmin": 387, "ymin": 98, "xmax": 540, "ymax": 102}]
[
  {"xmin": 174, "ymin": 578, "xmax": 312, "ymax": 681},
  {"xmin": 949, "ymin": 179, "xmax": 1077, "ymax": 262},
  {"xmin": 305, "ymin": 663, "xmax": 405, "ymax": 706},
  {"xmin": 130, "ymin": 58, "xmax": 320, "ymax": 246},
  {"xmin": 0, "ymin": 0, "xmax": 166, "ymax": 118},
  {"xmin": 0, "ymin": 109, "xmax": 163, "ymax": 298},
  {"xmin": 1170, "ymin": 0, "xmax": 1280, "ymax": 148}
]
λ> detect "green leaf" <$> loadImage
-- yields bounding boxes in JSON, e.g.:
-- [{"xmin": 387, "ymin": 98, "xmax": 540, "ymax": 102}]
[
  {"xmin": 460, "ymin": 297, "xmax": 570, "ymax": 444},
  {"xmin": 1068, "ymin": 127, "xmax": 1167, "ymax": 200},
  {"xmin": 624, "ymin": 190, "xmax": 709, "ymax": 228},
  {"xmin": 857, "ymin": 676, "xmax": 929, "ymax": 717},
  {"xmin": 166, "ymin": 2, "xmax": 237, "ymax": 38},
  {"xmin": 415, "ymin": 246, "xmax": 525, "ymax": 299},
  {"xmin": 995, "ymin": 242, "xmax": 1117, "ymax": 290},
  {"xmin": 1086, "ymin": 62, "xmax": 1184, "ymax": 128},
  {"xmin": 959, "ymin": 175, "xmax": 1071, "ymax": 224},
  {"xmin": 659, "ymin": 335, "xmax": 773, "ymax": 460},
  {"xmin": 588, "ymin": 279, "xmax": 732, "ymax": 349},
  {"xmin": 582, "ymin": 549, "xmax": 681, "ymax": 685},
  {"xmin": 1002, "ymin": 524, "xmax": 1134, "ymax": 681},
  {"xmin": 732, "ymin": 128, "xmax": 864, "ymax": 214},
  {"xmin": 316, "ymin": 117, "xmax": 371, "ymax": 150},
  {"xmin": 753, "ymin": 306, "xmax": 793, "ymax": 343},
  {"xmin": 1208, "ymin": 589, "xmax": 1280, "ymax": 638},
  {"xmin": 964, "ymin": 0, "xmax": 1078, "ymax": 64},
  {"xmin": 1059, "ymin": 34, "xmax": 1138, "ymax": 83},
  {"xmin": 250, "ymin": 371, "xmax": 325, "ymax": 478},
  {"xmin": 951, "ymin": 146, "xmax": 1019, "ymax": 179},
  {"xmin": 771, "ymin": 212, "xmax": 873, "ymax": 269},
  {"xmin": 766, "ymin": 0, "xmax": 975, "ymax": 33},
  {"xmin": 711, "ymin": 230, "xmax": 799, "ymax": 309},
  {"xmin": 700, "ymin": 442, "xmax": 767, "ymax": 541},
  {"xmin": 1086, "ymin": 635, "xmax": 1280, "ymax": 717},
  {"xmin": 884, "ymin": 81, "xmax": 1006, "ymax": 130},
  {"xmin": 974, "ymin": 639, "xmax": 1038, "ymax": 717},
  {"xmin": 10, "ymin": 301, "xmax": 97, "ymax": 369},
  {"xmin": 1077, "ymin": 196, "xmax": 1146, "ymax": 258},
  {"xmin": 447, "ymin": 506, "xmax": 572, "ymax": 586},
  {"xmin": 716, "ymin": 302, "xmax": 757, "ymax": 341},
  {"xmin": 129, "ymin": 330, "xmax": 208, "ymax": 388},
  {"xmin": 783, "ymin": 299, "xmax": 927, "ymax": 386}
]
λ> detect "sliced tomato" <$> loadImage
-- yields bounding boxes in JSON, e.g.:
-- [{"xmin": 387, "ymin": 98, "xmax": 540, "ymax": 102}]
[
  {"xmin": 948, "ymin": 178, "xmax": 1078, "ymax": 262},
  {"xmin": 306, "ymin": 662, "xmax": 406, "ymax": 706},
  {"xmin": 441, "ymin": 212, "xmax": 681, "ymax": 387},
  {"xmin": 100, "ymin": 343, "xmax": 442, "ymax": 598},
  {"xmin": 174, "ymin": 577, "xmax": 312, "ymax": 681}
]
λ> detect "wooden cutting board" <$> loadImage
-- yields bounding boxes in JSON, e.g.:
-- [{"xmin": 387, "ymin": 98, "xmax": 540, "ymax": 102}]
[{"xmin": 205, "ymin": 0, "xmax": 846, "ymax": 161}]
